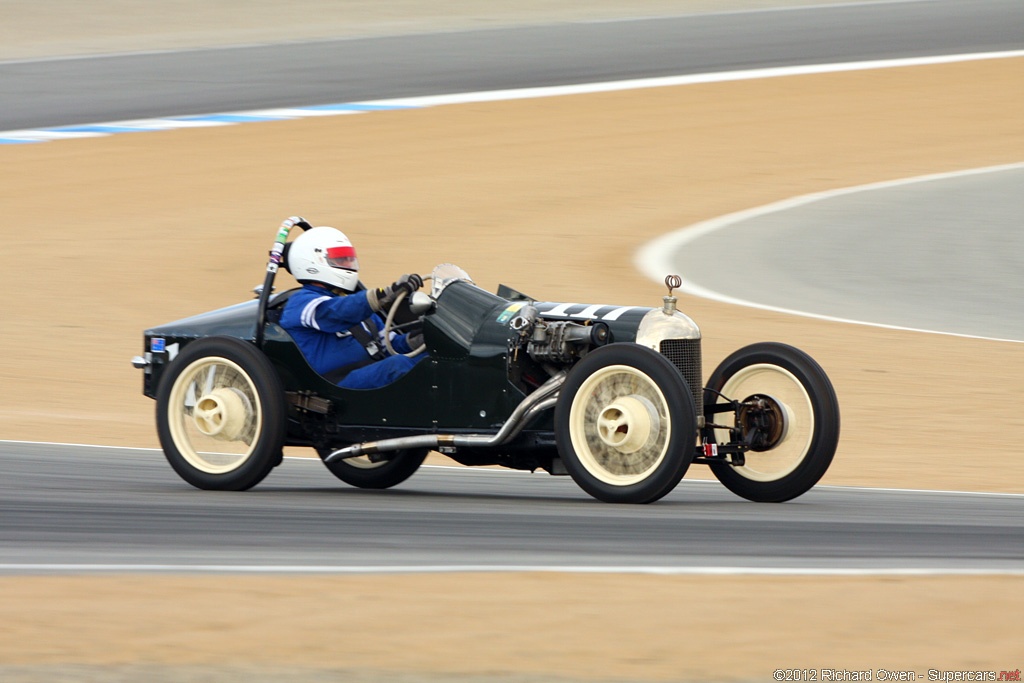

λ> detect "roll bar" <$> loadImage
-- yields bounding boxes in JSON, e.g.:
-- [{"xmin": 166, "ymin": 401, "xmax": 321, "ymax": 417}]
[{"xmin": 254, "ymin": 215, "xmax": 312, "ymax": 347}]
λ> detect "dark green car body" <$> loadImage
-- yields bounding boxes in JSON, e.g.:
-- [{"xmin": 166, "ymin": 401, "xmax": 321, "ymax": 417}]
[
  {"xmin": 139, "ymin": 218, "xmax": 836, "ymax": 503},
  {"xmin": 138, "ymin": 279, "xmax": 703, "ymax": 470}
]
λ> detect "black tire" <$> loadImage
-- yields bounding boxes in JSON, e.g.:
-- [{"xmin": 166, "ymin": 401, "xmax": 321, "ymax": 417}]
[
  {"xmin": 703, "ymin": 342, "xmax": 839, "ymax": 503},
  {"xmin": 321, "ymin": 448, "xmax": 428, "ymax": 489},
  {"xmin": 555, "ymin": 343, "xmax": 696, "ymax": 504},
  {"xmin": 156, "ymin": 336, "xmax": 286, "ymax": 491}
]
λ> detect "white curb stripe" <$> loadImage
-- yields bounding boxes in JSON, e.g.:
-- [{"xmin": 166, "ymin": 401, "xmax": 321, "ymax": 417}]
[
  {"xmin": 3, "ymin": 49, "xmax": 1023, "ymax": 144},
  {"xmin": 357, "ymin": 50, "xmax": 1024, "ymax": 108}
]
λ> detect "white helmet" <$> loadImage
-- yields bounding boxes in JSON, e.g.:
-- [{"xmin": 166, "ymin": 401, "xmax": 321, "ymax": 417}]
[{"xmin": 285, "ymin": 226, "xmax": 360, "ymax": 292}]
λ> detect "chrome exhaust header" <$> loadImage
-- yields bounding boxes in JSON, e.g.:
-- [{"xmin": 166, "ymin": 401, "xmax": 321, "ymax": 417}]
[{"xmin": 323, "ymin": 372, "xmax": 565, "ymax": 463}]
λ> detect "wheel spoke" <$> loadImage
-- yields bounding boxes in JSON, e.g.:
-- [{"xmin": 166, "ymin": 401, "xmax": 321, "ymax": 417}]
[{"xmin": 204, "ymin": 365, "xmax": 216, "ymax": 395}]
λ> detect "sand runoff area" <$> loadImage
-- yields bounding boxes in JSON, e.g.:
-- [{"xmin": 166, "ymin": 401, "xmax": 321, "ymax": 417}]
[{"xmin": 1, "ymin": 2, "xmax": 1023, "ymax": 680}]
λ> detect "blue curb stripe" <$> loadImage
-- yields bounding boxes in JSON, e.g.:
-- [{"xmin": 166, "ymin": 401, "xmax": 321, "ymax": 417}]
[{"xmin": 0, "ymin": 101, "xmax": 424, "ymax": 144}]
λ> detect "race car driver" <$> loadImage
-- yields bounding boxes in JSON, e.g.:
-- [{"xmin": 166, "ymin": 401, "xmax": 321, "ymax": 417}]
[{"xmin": 279, "ymin": 226, "xmax": 426, "ymax": 389}]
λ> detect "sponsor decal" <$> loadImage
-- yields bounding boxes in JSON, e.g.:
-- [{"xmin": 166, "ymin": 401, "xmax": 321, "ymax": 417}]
[
  {"xmin": 151, "ymin": 338, "xmax": 165, "ymax": 353},
  {"xmin": 497, "ymin": 302, "xmax": 526, "ymax": 324}
]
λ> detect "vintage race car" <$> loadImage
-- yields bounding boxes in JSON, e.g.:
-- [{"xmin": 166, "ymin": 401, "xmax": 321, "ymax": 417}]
[{"xmin": 133, "ymin": 217, "xmax": 840, "ymax": 504}]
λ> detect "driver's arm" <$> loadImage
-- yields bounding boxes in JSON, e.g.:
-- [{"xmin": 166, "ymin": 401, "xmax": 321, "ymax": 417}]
[{"xmin": 297, "ymin": 291, "xmax": 375, "ymax": 333}]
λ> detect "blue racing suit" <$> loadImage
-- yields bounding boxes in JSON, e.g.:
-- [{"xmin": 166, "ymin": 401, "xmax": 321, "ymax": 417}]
[{"xmin": 280, "ymin": 284, "xmax": 426, "ymax": 390}]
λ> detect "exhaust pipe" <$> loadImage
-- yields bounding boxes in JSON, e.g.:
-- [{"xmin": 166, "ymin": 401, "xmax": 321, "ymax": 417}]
[{"xmin": 324, "ymin": 372, "xmax": 565, "ymax": 463}]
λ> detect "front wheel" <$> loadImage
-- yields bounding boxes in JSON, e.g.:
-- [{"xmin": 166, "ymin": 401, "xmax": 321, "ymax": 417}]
[
  {"xmin": 156, "ymin": 336, "xmax": 287, "ymax": 490},
  {"xmin": 703, "ymin": 342, "xmax": 839, "ymax": 502},
  {"xmin": 555, "ymin": 343, "xmax": 697, "ymax": 504},
  {"xmin": 321, "ymin": 448, "xmax": 428, "ymax": 489}
]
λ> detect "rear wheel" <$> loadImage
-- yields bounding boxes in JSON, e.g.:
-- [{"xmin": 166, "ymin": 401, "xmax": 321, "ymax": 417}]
[
  {"xmin": 555, "ymin": 343, "xmax": 696, "ymax": 504},
  {"xmin": 703, "ymin": 342, "xmax": 839, "ymax": 502},
  {"xmin": 321, "ymin": 449, "xmax": 428, "ymax": 489},
  {"xmin": 156, "ymin": 336, "xmax": 286, "ymax": 490}
]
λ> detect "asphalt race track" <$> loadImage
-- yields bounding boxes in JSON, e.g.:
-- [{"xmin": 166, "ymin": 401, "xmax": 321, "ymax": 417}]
[
  {"xmin": 2, "ymin": 2, "xmax": 1024, "ymax": 577},
  {"xmin": 1, "ymin": 442, "xmax": 1022, "ymax": 573}
]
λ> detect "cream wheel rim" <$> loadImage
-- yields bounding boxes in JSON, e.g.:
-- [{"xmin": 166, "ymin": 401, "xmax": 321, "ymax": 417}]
[
  {"xmin": 167, "ymin": 356, "xmax": 262, "ymax": 474},
  {"xmin": 714, "ymin": 364, "xmax": 813, "ymax": 482},
  {"xmin": 568, "ymin": 364, "xmax": 671, "ymax": 486}
]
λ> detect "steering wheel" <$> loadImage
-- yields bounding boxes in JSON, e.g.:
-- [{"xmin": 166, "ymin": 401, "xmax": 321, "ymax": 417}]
[{"xmin": 382, "ymin": 279, "xmax": 430, "ymax": 358}]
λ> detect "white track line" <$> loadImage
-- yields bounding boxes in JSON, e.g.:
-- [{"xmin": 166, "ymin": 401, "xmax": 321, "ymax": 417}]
[
  {"xmin": 634, "ymin": 162, "xmax": 1024, "ymax": 344},
  {"xmin": 356, "ymin": 50, "xmax": 1024, "ymax": 108},
  {"xmin": 0, "ymin": 564, "xmax": 1021, "ymax": 576}
]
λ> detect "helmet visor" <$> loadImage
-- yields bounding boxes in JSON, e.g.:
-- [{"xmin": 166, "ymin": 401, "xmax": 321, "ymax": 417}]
[{"xmin": 326, "ymin": 245, "xmax": 358, "ymax": 271}]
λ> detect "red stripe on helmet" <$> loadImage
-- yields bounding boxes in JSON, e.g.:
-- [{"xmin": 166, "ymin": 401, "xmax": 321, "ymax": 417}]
[{"xmin": 327, "ymin": 246, "xmax": 356, "ymax": 258}]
